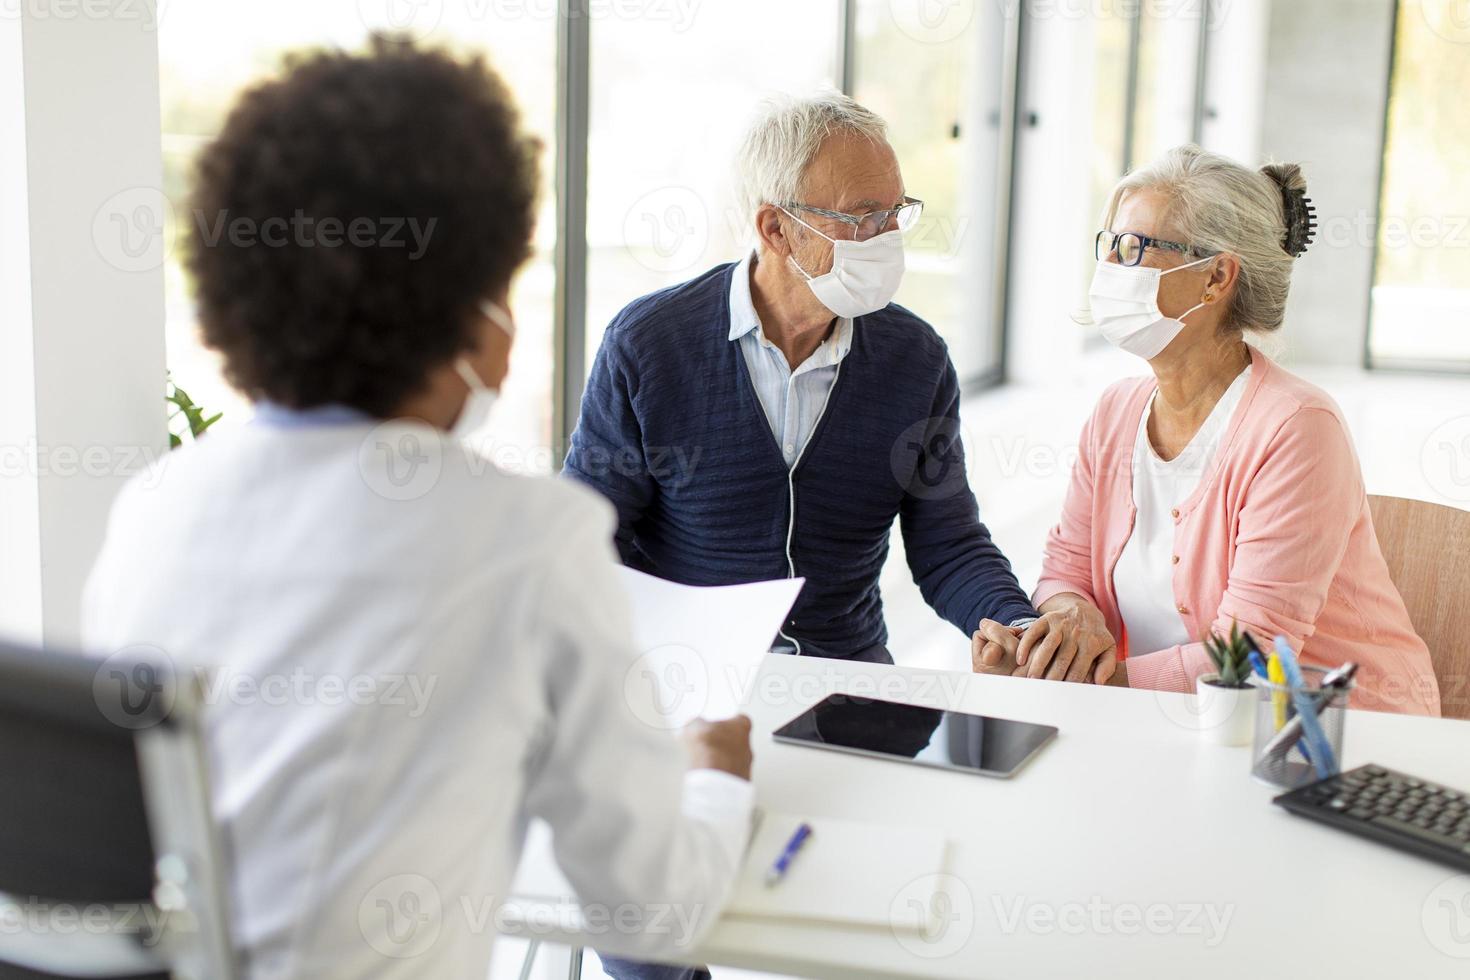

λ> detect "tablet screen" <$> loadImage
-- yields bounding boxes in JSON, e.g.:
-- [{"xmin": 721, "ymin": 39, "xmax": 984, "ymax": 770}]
[{"xmin": 771, "ymin": 694, "xmax": 1057, "ymax": 778}]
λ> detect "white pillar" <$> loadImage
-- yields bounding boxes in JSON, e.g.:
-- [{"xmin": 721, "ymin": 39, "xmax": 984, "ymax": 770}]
[
  {"xmin": 1005, "ymin": 5, "xmax": 1095, "ymax": 385},
  {"xmin": 1257, "ymin": 0, "xmax": 1397, "ymax": 368},
  {"xmin": 0, "ymin": 0, "xmax": 168, "ymax": 647},
  {"xmin": 1199, "ymin": 0, "xmax": 1271, "ymax": 162}
]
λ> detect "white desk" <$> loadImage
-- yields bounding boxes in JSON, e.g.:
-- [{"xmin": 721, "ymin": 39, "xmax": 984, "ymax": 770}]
[{"xmin": 502, "ymin": 653, "xmax": 1470, "ymax": 978}]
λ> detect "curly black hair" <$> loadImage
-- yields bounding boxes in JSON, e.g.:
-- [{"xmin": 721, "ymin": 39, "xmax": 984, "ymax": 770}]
[{"xmin": 186, "ymin": 35, "xmax": 541, "ymax": 416}]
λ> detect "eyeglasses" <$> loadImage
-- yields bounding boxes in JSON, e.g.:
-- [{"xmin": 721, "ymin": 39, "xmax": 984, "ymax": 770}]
[
  {"xmin": 1095, "ymin": 230, "xmax": 1202, "ymax": 267},
  {"xmin": 785, "ymin": 196, "xmax": 924, "ymax": 241}
]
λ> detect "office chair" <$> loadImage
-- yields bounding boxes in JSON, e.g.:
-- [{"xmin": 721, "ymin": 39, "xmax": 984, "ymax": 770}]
[{"xmin": 0, "ymin": 640, "xmax": 237, "ymax": 979}]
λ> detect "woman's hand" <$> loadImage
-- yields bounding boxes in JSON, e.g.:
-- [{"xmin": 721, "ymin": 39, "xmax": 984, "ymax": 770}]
[{"xmin": 1014, "ymin": 596, "xmax": 1118, "ymax": 684}]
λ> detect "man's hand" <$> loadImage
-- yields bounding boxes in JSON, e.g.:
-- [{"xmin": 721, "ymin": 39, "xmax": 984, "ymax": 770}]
[
  {"xmin": 1014, "ymin": 599, "xmax": 1118, "ymax": 684},
  {"xmin": 971, "ymin": 619, "xmax": 1029, "ymax": 676},
  {"xmin": 681, "ymin": 715, "xmax": 754, "ymax": 780},
  {"xmin": 1098, "ymin": 653, "xmax": 1127, "ymax": 687}
]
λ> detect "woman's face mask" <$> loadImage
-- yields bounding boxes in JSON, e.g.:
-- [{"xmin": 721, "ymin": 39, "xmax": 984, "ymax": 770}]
[
  {"xmin": 1087, "ymin": 254, "xmax": 1215, "ymax": 359},
  {"xmin": 450, "ymin": 301, "xmax": 515, "ymax": 442},
  {"xmin": 781, "ymin": 207, "xmax": 906, "ymax": 319}
]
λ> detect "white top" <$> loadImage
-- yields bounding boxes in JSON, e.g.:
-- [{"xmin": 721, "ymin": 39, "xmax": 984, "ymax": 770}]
[
  {"xmin": 81, "ymin": 411, "xmax": 754, "ymax": 979},
  {"xmin": 1113, "ymin": 367, "xmax": 1251, "ymax": 656},
  {"xmin": 728, "ymin": 249, "xmax": 852, "ymax": 467}
]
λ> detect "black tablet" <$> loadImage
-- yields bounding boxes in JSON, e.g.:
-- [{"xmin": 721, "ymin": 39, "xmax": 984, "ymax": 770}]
[{"xmin": 771, "ymin": 694, "xmax": 1058, "ymax": 779}]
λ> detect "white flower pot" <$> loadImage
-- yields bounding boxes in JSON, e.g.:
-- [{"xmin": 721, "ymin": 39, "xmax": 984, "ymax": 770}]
[{"xmin": 1195, "ymin": 674, "xmax": 1255, "ymax": 746}]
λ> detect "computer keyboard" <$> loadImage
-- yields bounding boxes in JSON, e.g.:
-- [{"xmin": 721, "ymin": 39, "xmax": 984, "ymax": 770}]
[{"xmin": 1274, "ymin": 764, "xmax": 1470, "ymax": 871}]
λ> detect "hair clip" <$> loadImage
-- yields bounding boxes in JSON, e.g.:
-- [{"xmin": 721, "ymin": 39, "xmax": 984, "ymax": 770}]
[{"xmin": 1281, "ymin": 187, "xmax": 1316, "ymax": 257}]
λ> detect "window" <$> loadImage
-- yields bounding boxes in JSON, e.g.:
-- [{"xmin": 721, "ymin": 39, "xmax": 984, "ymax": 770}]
[
  {"xmin": 1368, "ymin": 0, "xmax": 1470, "ymax": 371},
  {"xmin": 582, "ymin": 1, "xmax": 840, "ymax": 365},
  {"xmin": 1076, "ymin": 1, "xmax": 1206, "ymax": 340},
  {"xmin": 1082, "ymin": 4, "xmax": 1135, "ymax": 312},
  {"xmin": 157, "ymin": 3, "xmax": 558, "ymax": 471},
  {"xmin": 157, "ymin": 3, "xmax": 1083, "ymax": 456},
  {"xmin": 1090, "ymin": 6, "xmax": 1132, "ymax": 225},
  {"xmin": 852, "ymin": 0, "xmax": 1010, "ymax": 384}
]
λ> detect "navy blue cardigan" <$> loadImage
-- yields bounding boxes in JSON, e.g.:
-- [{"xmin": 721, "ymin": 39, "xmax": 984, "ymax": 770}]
[{"xmin": 564, "ymin": 262, "xmax": 1037, "ymax": 659}]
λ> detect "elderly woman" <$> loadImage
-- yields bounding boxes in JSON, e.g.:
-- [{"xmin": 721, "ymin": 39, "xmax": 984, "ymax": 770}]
[{"xmin": 977, "ymin": 144, "xmax": 1440, "ymax": 715}]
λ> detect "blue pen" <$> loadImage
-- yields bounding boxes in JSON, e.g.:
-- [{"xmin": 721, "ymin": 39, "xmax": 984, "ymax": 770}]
[
  {"xmin": 1273, "ymin": 636, "xmax": 1335, "ymax": 778},
  {"xmin": 765, "ymin": 822, "xmax": 814, "ymax": 887}
]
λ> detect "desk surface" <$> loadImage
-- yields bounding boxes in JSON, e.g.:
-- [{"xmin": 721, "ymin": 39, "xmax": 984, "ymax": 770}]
[{"xmin": 503, "ymin": 654, "xmax": 1470, "ymax": 979}]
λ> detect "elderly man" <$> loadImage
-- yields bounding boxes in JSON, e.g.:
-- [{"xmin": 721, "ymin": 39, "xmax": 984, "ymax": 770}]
[
  {"xmin": 569, "ymin": 90, "xmax": 1105, "ymax": 666},
  {"xmin": 565, "ymin": 87, "xmax": 1106, "ymax": 980}
]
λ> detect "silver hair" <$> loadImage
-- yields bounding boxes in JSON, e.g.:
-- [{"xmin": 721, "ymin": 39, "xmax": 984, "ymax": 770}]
[
  {"xmin": 1105, "ymin": 143, "xmax": 1307, "ymax": 334},
  {"xmin": 734, "ymin": 91, "xmax": 889, "ymax": 229}
]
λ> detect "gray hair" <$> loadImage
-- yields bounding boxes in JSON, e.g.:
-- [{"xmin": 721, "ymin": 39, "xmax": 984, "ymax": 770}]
[
  {"xmin": 1106, "ymin": 144, "xmax": 1307, "ymax": 334},
  {"xmin": 735, "ymin": 91, "xmax": 888, "ymax": 227}
]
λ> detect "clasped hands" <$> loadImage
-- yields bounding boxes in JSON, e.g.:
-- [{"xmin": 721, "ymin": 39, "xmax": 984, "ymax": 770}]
[{"xmin": 970, "ymin": 599, "xmax": 1118, "ymax": 685}]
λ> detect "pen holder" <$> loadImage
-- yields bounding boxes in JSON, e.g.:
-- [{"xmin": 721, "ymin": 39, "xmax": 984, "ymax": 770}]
[{"xmin": 1250, "ymin": 666, "xmax": 1354, "ymax": 789}]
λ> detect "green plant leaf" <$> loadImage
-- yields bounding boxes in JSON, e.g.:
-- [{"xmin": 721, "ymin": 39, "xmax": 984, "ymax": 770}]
[
  {"xmin": 165, "ymin": 375, "xmax": 223, "ymax": 450},
  {"xmin": 1203, "ymin": 634, "xmax": 1224, "ymax": 672}
]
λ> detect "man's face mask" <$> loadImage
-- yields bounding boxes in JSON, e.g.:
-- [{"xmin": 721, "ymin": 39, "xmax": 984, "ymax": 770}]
[{"xmin": 781, "ymin": 207, "xmax": 906, "ymax": 319}]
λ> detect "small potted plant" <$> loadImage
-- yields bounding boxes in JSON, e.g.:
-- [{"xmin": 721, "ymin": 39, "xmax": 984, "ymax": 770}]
[{"xmin": 1196, "ymin": 622, "xmax": 1258, "ymax": 745}]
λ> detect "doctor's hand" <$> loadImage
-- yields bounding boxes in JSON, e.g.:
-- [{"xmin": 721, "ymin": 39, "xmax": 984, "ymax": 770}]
[
  {"xmin": 1016, "ymin": 599, "xmax": 1117, "ymax": 684},
  {"xmin": 681, "ymin": 715, "xmax": 754, "ymax": 781}
]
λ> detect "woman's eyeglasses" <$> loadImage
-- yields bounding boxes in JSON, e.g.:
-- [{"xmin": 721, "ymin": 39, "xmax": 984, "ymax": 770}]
[
  {"xmin": 1095, "ymin": 230, "xmax": 1200, "ymax": 267},
  {"xmin": 786, "ymin": 197, "xmax": 924, "ymax": 241}
]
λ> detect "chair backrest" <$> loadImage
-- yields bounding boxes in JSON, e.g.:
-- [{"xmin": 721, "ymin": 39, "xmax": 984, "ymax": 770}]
[
  {"xmin": 0, "ymin": 641, "xmax": 237, "ymax": 979},
  {"xmin": 1367, "ymin": 494, "xmax": 1470, "ymax": 720}
]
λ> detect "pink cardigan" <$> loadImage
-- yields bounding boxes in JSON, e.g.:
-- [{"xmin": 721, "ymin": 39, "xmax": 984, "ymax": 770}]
[{"xmin": 1034, "ymin": 346, "xmax": 1441, "ymax": 715}]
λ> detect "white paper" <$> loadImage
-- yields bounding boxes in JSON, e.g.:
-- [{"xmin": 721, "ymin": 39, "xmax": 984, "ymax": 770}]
[
  {"xmin": 616, "ymin": 567, "xmax": 804, "ymax": 726},
  {"xmin": 726, "ymin": 810, "xmax": 949, "ymax": 932},
  {"xmin": 511, "ymin": 570, "xmax": 805, "ymax": 908}
]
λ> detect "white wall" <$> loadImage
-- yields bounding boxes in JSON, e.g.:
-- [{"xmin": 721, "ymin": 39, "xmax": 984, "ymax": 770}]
[
  {"xmin": 0, "ymin": 1, "xmax": 168, "ymax": 647},
  {"xmin": 1257, "ymin": 0, "xmax": 1397, "ymax": 367},
  {"xmin": 0, "ymin": 15, "xmax": 42, "ymax": 642}
]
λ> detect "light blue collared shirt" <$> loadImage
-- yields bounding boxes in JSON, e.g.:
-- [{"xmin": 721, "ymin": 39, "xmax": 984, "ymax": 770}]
[
  {"xmin": 251, "ymin": 402, "xmax": 368, "ymax": 428},
  {"xmin": 728, "ymin": 250, "xmax": 853, "ymax": 469},
  {"xmin": 728, "ymin": 253, "xmax": 1037, "ymax": 634}
]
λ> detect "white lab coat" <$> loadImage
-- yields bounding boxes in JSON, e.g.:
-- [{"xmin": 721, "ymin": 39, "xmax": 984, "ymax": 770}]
[{"xmin": 81, "ymin": 415, "xmax": 753, "ymax": 979}]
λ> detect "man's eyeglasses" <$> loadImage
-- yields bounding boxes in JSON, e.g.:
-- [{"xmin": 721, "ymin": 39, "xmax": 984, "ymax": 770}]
[
  {"xmin": 1095, "ymin": 230, "xmax": 1204, "ymax": 267},
  {"xmin": 785, "ymin": 196, "xmax": 924, "ymax": 241}
]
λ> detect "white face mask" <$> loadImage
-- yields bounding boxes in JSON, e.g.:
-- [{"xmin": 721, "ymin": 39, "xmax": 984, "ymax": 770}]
[
  {"xmin": 1088, "ymin": 255, "xmax": 1215, "ymax": 359},
  {"xmin": 782, "ymin": 207, "xmax": 906, "ymax": 319},
  {"xmin": 450, "ymin": 301, "xmax": 516, "ymax": 442}
]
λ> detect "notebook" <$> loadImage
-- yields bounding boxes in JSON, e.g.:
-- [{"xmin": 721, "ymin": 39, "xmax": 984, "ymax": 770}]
[{"xmin": 724, "ymin": 810, "xmax": 951, "ymax": 932}]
